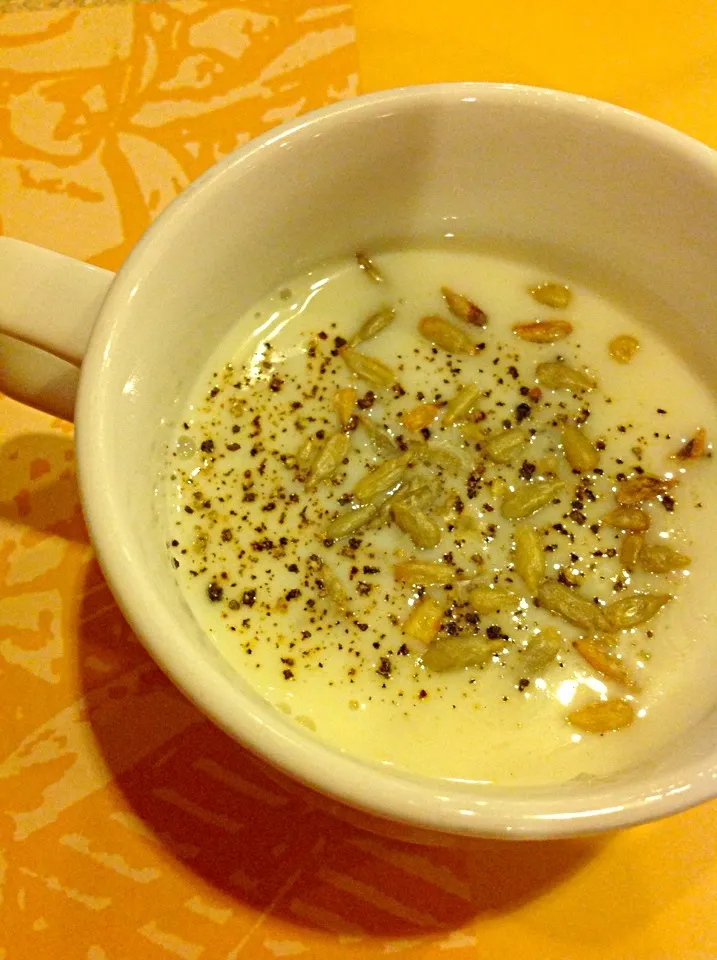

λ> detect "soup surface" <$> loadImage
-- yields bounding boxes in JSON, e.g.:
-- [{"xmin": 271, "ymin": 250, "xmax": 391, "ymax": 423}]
[{"xmin": 165, "ymin": 245, "xmax": 717, "ymax": 785}]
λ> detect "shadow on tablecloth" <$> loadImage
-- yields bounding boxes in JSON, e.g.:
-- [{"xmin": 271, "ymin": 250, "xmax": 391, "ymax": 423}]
[{"xmin": 74, "ymin": 560, "xmax": 606, "ymax": 940}]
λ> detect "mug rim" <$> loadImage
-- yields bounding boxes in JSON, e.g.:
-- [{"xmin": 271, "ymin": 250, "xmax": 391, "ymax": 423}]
[{"xmin": 75, "ymin": 81, "xmax": 717, "ymax": 839}]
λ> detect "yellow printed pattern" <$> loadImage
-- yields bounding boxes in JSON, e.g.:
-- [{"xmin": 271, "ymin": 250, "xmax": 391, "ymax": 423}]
[
  {"xmin": 0, "ymin": 1, "xmax": 357, "ymax": 268},
  {"xmin": 3, "ymin": 2, "xmax": 717, "ymax": 958}
]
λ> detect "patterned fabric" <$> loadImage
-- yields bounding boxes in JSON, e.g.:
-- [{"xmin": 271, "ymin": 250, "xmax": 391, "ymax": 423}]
[{"xmin": 2, "ymin": 2, "xmax": 717, "ymax": 958}]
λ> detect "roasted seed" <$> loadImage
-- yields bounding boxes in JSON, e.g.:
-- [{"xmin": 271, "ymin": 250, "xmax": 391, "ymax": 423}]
[
  {"xmin": 536, "ymin": 362, "xmax": 595, "ymax": 391},
  {"xmin": 441, "ymin": 286, "xmax": 487, "ymax": 326},
  {"xmin": 521, "ymin": 627, "xmax": 563, "ymax": 674},
  {"xmin": 306, "ymin": 433, "xmax": 349, "ymax": 488},
  {"xmin": 602, "ymin": 506, "xmax": 651, "ymax": 532},
  {"xmin": 638, "ymin": 543, "xmax": 691, "ymax": 573},
  {"xmin": 468, "ymin": 584, "xmax": 519, "ymax": 614},
  {"xmin": 414, "ymin": 444, "xmax": 467, "ymax": 473},
  {"xmin": 484, "ymin": 429, "xmax": 528, "ymax": 464},
  {"xmin": 616, "ymin": 474, "xmax": 673, "ymax": 505},
  {"xmin": 295, "ymin": 435, "xmax": 323, "ymax": 473},
  {"xmin": 325, "ymin": 503, "xmax": 378, "ymax": 540},
  {"xmin": 562, "ymin": 423, "xmax": 600, "ymax": 473},
  {"xmin": 339, "ymin": 346, "xmax": 396, "ymax": 386},
  {"xmin": 537, "ymin": 454, "xmax": 560, "ymax": 476},
  {"xmin": 418, "ymin": 315, "xmax": 476, "ymax": 354},
  {"xmin": 401, "ymin": 403, "xmax": 442, "ymax": 431},
  {"xmin": 567, "ymin": 698, "xmax": 635, "ymax": 732},
  {"xmin": 529, "ymin": 282, "xmax": 572, "ymax": 309},
  {"xmin": 513, "ymin": 525, "xmax": 545, "ymax": 594},
  {"xmin": 324, "ymin": 571, "xmax": 350, "ymax": 611},
  {"xmin": 608, "ymin": 334, "xmax": 640, "ymax": 364},
  {"xmin": 422, "ymin": 636, "xmax": 503, "ymax": 672},
  {"xmin": 358, "ymin": 414, "xmax": 398, "ymax": 455},
  {"xmin": 461, "ymin": 422, "xmax": 487, "ymax": 444},
  {"xmin": 392, "ymin": 501, "xmax": 442, "ymax": 548},
  {"xmin": 403, "ymin": 595, "xmax": 444, "ymax": 645},
  {"xmin": 349, "ymin": 306, "xmax": 396, "ymax": 346},
  {"xmin": 391, "ymin": 477, "xmax": 435, "ymax": 511},
  {"xmin": 674, "ymin": 428, "xmax": 707, "ymax": 461},
  {"xmin": 333, "ymin": 387, "xmax": 358, "ymax": 429},
  {"xmin": 501, "ymin": 478, "xmax": 563, "ymax": 520},
  {"xmin": 512, "ymin": 319, "xmax": 573, "ymax": 343},
  {"xmin": 228, "ymin": 396, "xmax": 246, "ymax": 418},
  {"xmin": 573, "ymin": 636, "xmax": 637, "ymax": 688},
  {"xmin": 316, "ymin": 562, "xmax": 350, "ymax": 612},
  {"xmin": 604, "ymin": 593, "xmax": 671, "ymax": 630},
  {"xmin": 355, "ymin": 251, "xmax": 384, "ymax": 283},
  {"xmin": 619, "ymin": 532, "xmax": 644, "ymax": 571},
  {"xmin": 537, "ymin": 579, "xmax": 611, "ymax": 632},
  {"xmin": 394, "ymin": 561, "xmax": 457, "ymax": 585},
  {"xmin": 353, "ymin": 451, "xmax": 411, "ymax": 502},
  {"xmin": 443, "ymin": 384, "xmax": 482, "ymax": 425}
]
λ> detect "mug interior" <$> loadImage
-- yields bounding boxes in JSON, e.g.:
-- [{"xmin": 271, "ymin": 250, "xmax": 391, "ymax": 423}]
[{"xmin": 77, "ymin": 84, "xmax": 717, "ymax": 838}]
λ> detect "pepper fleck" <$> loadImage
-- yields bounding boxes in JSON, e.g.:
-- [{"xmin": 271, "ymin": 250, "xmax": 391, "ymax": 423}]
[
  {"xmin": 376, "ymin": 657, "xmax": 392, "ymax": 678},
  {"xmin": 207, "ymin": 582, "xmax": 223, "ymax": 602}
]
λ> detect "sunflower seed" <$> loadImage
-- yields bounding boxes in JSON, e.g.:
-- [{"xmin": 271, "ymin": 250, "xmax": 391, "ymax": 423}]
[
  {"xmin": 529, "ymin": 282, "xmax": 572, "ymax": 308},
  {"xmin": 567, "ymin": 698, "xmax": 635, "ymax": 732},
  {"xmin": 315, "ymin": 560, "xmax": 350, "ymax": 612},
  {"xmin": 604, "ymin": 593, "xmax": 671, "ymax": 630},
  {"xmin": 619, "ymin": 532, "xmax": 644, "ymax": 571},
  {"xmin": 443, "ymin": 384, "xmax": 482, "ymax": 425},
  {"xmin": 333, "ymin": 387, "xmax": 358, "ymax": 429},
  {"xmin": 521, "ymin": 627, "xmax": 564, "ymax": 674},
  {"xmin": 616, "ymin": 474, "xmax": 673, "ymax": 505},
  {"xmin": 501, "ymin": 478, "xmax": 563, "ymax": 520},
  {"xmin": 295, "ymin": 435, "xmax": 323, "ymax": 473},
  {"xmin": 403, "ymin": 595, "xmax": 445, "ymax": 644},
  {"xmin": 229, "ymin": 396, "xmax": 246, "ymax": 417},
  {"xmin": 391, "ymin": 501, "xmax": 442, "ymax": 548},
  {"xmin": 401, "ymin": 402, "xmax": 442, "ymax": 431},
  {"xmin": 306, "ymin": 432, "xmax": 350, "ymax": 488},
  {"xmin": 461, "ymin": 422, "xmax": 487, "ymax": 444},
  {"xmin": 608, "ymin": 334, "xmax": 640, "ymax": 364},
  {"xmin": 339, "ymin": 346, "xmax": 396, "ymax": 386},
  {"xmin": 674, "ymin": 428, "xmax": 707, "ymax": 461},
  {"xmin": 602, "ymin": 506, "xmax": 651, "ymax": 532},
  {"xmin": 394, "ymin": 561, "xmax": 457, "ymax": 585},
  {"xmin": 484, "ymin": 429, "xmax": 528, "ymax": 464},
  {"xmin": 418, "ymin": 315, "xmax": 476, "ymax": 354},
  {"xmin": 537, "ymin": 579, "xmax": 611, "ymax": 632},
  {"xmin": 468, "ymin": 584, "xmax": 519, "ymax": 614},
  {"xmin": 562, "ymin": 423, "xmax": 600, "ymax": 473},
  {"xmin": 358, "ymin": 414, "xmax": 398, "ymax": 456},
  {"xmin": 413, "ymin": 444, "xmax": 467, "ymax": 473},
  {"xmin": 512, "ymin": 319, "xmax": 573, "ymax": 343},
  {"xmin": 325, "ymin": 503, "xmax": 378, "ymax": 540},
  {"xmin": 638, "ymin": 544, "xmax": 691, "ymax": 573},
  {"xmin": 536, "ymin": 454, "xmax": 560, "ymax": 476},
  {"xmin": 355, "ymin": 251, "xmax": 384, "ymax": 283},
  {"xmin": 441, "ymin": 286, "xmax": 488, "ymax": 326},
  {"xmin": 536, "ymin": 362, "xmax": 596, "ymax": 391},
  {"xmin": 349, "ymin": 305, "xmax": 396, "ymax": 345},
  {"xmin": 513, "ymin": 525, "xmax": 545, "ymax": 594},
  {"xmin": 422, "ymin": 636, "xmax": 503, "ymax": 672},
  {"xmin": 573, "ymin": 636, "xmax": 637, "ymax": 688},
  {"xmin": 391, "ymin": 477, "xmax": 435, "ymax": 511},
  {"xmin": 353, "ymin": 451, "xmax": 412, "ymax": 502}
]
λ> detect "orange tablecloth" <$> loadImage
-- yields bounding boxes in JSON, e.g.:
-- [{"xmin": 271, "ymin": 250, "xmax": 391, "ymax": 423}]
[{"xmin": 2, "ymin": 2, "xmax": 717, "ymax": 957}]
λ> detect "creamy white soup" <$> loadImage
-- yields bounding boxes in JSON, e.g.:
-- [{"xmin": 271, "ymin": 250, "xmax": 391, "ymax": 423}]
[{"xmin": 164, "ymin": 245, "xmax": 717, "ymax": 786}]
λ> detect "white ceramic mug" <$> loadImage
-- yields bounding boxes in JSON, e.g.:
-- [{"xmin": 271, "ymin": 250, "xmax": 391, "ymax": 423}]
[{"xmin": 3, "ymin": 83, "xmax": 717, "ymax": 840}]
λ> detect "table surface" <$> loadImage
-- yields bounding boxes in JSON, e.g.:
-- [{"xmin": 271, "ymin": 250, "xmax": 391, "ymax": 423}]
[{"xmin": 1, "ymin": 2, "xmax": 717, "ymax": 958}]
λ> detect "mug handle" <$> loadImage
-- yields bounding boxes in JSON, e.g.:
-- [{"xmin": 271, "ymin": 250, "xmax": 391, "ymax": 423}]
[{"xmin": 0, "ymin": 236, "xmax": 114, "ymax": 421}]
